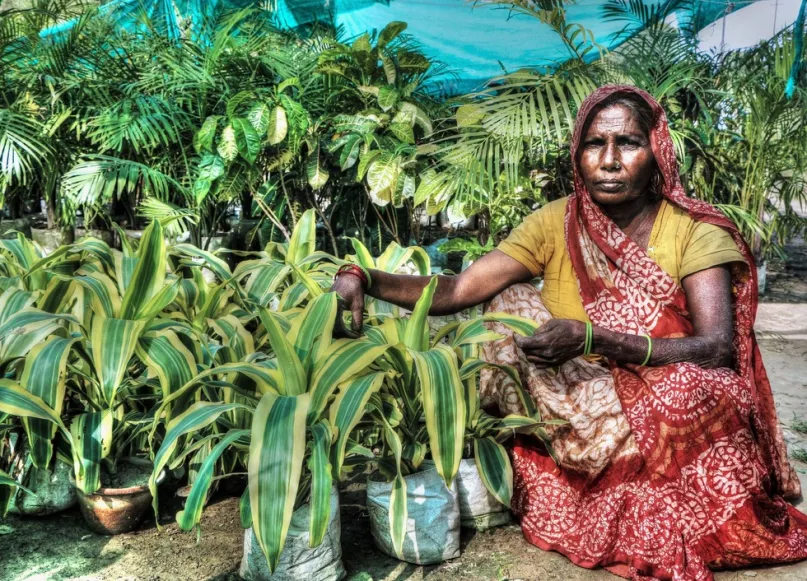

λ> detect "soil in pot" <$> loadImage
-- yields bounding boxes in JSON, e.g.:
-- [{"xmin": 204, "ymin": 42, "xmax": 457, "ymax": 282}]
[
  {"xmin": 76, "ymin": 458, "xmax": 164, "ymax": 535},
  {"xmin": 240, "ymin": 485, "xmax": 345, "ymax": 581},
  {"xmin": 366, "ymin": 468, "xmax": 460, "ymax": 565}
]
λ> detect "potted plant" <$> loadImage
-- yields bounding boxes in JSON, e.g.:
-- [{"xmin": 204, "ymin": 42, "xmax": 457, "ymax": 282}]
[
  {"xmin": 361, "ymin": 278, "xmax": 540, "ymax": 563},
  {"xmin": 0, "ymin": 220, "xmax": 194, "ymax": 533},
  {"xmin": 148, "ymin": 292, "xmax": 389, "ymax": 580}
]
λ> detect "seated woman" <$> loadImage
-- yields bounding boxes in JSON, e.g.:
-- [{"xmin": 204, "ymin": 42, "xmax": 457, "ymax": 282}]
[{"xmin": 332, "ymin": 85, "xmax": 807, "ymax": 580}]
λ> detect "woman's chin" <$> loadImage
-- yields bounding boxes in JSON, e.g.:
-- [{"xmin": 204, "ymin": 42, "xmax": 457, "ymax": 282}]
[{"xmin": 590, "ymin": 191, "xmax": 634, "ymax": 206}]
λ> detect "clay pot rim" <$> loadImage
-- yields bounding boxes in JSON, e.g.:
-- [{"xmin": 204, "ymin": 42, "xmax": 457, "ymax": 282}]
[{"xmin": 74, "ymin": 457, "xmax": 165, "ymax": 497}]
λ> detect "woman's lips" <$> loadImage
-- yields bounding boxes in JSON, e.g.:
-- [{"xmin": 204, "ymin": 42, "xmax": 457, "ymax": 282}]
[{"xmin": 595, "ymin": 181, "xmax": 624, "ymax": 192}]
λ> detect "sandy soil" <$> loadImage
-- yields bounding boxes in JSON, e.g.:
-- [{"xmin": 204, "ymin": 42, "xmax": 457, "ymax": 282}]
[{"xmin": 2, "ymin": 263, "xmax": 807, "ymax": 581}]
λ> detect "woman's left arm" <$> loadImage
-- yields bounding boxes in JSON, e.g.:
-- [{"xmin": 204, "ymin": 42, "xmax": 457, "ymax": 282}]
[{"xmin": 515, "ymin": 265, "xmax": 735, "ymax": 369}]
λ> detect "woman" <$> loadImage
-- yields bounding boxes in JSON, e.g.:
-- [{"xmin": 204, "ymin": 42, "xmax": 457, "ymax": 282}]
[{"xmin": 332, "ymin": 85, "xmax": 807, "ymax": 580}]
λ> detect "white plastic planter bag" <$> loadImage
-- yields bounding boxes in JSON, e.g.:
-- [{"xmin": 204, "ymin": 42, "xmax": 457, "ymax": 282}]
[
  {"xmin": 455, "ymin": 459, "xmax": 511, "ymax": 530},
  {"xmin": 239, "ymin": 486, "xmax": 345, "ymax": 581},
  {"xmin": 367, "ymin": 468, "xmax": 460, "ymax": 565},
  {"xmin": 423, "ymin": 459, "xmax": 511, "ymax": 530}
]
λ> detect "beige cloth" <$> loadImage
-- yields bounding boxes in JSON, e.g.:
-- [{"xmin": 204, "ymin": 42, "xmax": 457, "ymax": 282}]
[{"xmin": 480, "ymin": 283, "xmax": 640, "ymax": 478}]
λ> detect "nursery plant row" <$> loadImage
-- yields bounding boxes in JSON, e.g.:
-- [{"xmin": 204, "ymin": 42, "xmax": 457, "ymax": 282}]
[{"xmin": 0, "ymin": 210, "xmax": 553, "ymax": 579}]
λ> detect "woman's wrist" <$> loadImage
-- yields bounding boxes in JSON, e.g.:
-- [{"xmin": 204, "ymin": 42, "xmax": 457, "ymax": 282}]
[{"xmin": 335, "ymin": 264, "xmax": 372, "ymax": 290}]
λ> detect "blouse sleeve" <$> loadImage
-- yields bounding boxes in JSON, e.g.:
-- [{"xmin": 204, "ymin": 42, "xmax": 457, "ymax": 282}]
[
  {"xmin": 496, "ymin": 206, "xmax": 554, "ymax": 277},
  {"xmin": 680, "ymin": 221, "xmax": 746, "ymax": 279}
]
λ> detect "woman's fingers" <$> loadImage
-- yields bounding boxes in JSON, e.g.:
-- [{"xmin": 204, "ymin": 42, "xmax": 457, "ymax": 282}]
[
  {"xmin": 351, "ymin": 297, "xmax": 364, "ymax": 333},
  {"xmin": 525, "ymin": 355, "xmax": 555, "ymax": 369},
  {"xmin": 334, "ymin": 295, "xmax": 360, "ymax": 339}
]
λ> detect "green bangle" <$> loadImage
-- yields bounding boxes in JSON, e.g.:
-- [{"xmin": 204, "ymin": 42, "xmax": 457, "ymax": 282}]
[
  {"xmin": 641, "ymin": 335, "xmax": 653, "ymax": 366},
  {"xmin": 583, "ymin": 322, "xmax": 593, "ymax": 357}
]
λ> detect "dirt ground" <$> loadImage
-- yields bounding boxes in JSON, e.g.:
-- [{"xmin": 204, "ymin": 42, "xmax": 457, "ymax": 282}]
[{"xmin": 2, "ymin": 259, "xmax": 807, "ymax": 581}]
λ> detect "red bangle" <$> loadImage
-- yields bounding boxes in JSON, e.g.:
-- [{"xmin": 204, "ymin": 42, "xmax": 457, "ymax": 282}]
[{"xmin": 335, "ymin": 264, "xmax": 368, "ymax": 288}]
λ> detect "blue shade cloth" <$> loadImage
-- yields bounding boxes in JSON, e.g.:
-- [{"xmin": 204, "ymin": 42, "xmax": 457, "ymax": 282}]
[{"xmin": 42, "ymin": 0, "xmax": 751, "ymax": 93}]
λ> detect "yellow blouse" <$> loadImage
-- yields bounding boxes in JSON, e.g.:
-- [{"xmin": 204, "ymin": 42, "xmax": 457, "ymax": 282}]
[{"xmin": 497, "ymin": 197, "xmax": 746, "ymax": 322}]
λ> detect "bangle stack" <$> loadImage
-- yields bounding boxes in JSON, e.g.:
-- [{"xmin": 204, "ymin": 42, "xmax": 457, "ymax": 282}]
[
  {"xmin": 334, "ymin": 263, "xmax": 373, "ymax": 290},
  {"xmin": 583, "ymin": 321, "xmax": 594, "ymax": 357}
]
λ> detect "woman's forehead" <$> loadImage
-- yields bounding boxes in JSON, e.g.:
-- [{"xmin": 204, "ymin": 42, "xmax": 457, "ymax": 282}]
[{"xmin": 584, "ymin": 105, "xmax": 646, "ymax": 136}]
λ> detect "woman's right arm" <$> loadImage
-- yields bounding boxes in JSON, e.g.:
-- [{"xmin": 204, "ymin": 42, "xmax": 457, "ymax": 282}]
[{"xmin": 332, "ymin": 249, "xmax": 534, "ymax": 335}]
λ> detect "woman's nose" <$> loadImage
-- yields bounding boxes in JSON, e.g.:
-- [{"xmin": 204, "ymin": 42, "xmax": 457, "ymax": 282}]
[{"xmin": 601, "ymin": 143, "xmax": 620, "ymax": 170}]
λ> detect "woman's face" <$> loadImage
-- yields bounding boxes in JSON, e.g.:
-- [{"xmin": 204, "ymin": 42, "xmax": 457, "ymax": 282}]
[{"xmin": 578, "ymin": 104, "xmax": 656, "ymax": 207}]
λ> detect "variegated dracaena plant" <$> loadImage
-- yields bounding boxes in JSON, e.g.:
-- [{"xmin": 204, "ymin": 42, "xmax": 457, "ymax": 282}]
[
  {"xmin": 360, "ymin": 277, "xmax": 545, "ymax": 556},
  {"xmin": 0, "ymin": 219, "xmax": 201, "ymax": 496},
  {"xmin": 148, "ymin": 291, "xmax": 389, "ymax": 573}
]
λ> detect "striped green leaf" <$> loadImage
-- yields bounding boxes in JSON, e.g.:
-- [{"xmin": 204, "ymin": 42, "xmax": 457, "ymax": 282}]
[
  {"xmin": 21, "ymin": 336, "xmax": 78, "ymax": 468},
  {"xmin": 479, "ymin": 312, "xmax": 539, "ymax": 337},
  {"xmin": 176, "ymin": 429, "xmax": 249, "ymax": 531},
  {"xmin": 474, "ymin": 436, "xmax": 513, "ymax": 507},
  {"xmin": 1, "ymin": 468, "xmax": 35, "ymax": 518},
  {"xmin": 137, "ymin": 331, "xmax": 197, "ymax": 402},
  {"xmin": 154, "ymin": 362, "xmax": 279, "ymax": 425},
  {"xmin": 0, "ymin": 380, "xmax": 69, "ymax": 439},
  {"xmin": 0, "ymin": 288, "xmax": 37, "ymax": 324},
  {"xmin": 120, "ymin": 219, "xmax": 166, "ymax": 320},
  {"xmin": 288, "ymin": 292, "xmax": 338, "ymax": 371},
  {"xmin": 307, "ymin": 420, "xmax": 333, "ymax": 548},
  {"xmin": 411, "ymin": 345, "xmax": 465, "ymax": 487},
  {"xmin": 208, "ymin": 315, "xmax": 254, "ymax": 361},
  {"xmin": 72, "ymin": 273, "xmax": 121, "ymax": 318},
  {"xmin": 70, "ymin": 410, "xmax": 114, "ymax": 494},
  {"xmin": 380, "ymin": 416, "xmax": 407, "ymax": 558},
  {"xmin": 451, "ymin": 319, "xmax": 503, "ymax": 347},
  {"xmin": 137, "ymin": 279, "xmax": 180, "ymax": 321},
  {"xmin": 239, "ymin": 487, "xmax": 252, "ymax": 528},
  {"xmin": 348, "ymin": 238, "xmax": 376, "ymax": 271},
  {"xmin": 329, "ymin": 372, "xmax": 385, "ymax": 477},
  {"xmin": 403, "ymin": 277, "xmax": 437, "ymax": 352},
  {"xmin": 286, "ymin": 209, "xmax": 316, "ymax": 267},
  {"xmin": 289, "ymin": 263, "xmax": 324, "ymax": 299},
  {"xmin": 239, "ymin": 261, "xmax": 290, "ymax": 306},
  {"xmin": 496, "ymin": 414, "xmax": 543, "ymax": 432},
  {"xmin": 150, "ymin": 402, "xmax": 252, "ymax": 521},
  {"xmin": 308, "ymin": 340, "xmax": 389, "ymax": 424},
  {"xmin": 0, "ymin": 308, "xmax": 81, "ymax": 342},
  {"xmin": 91, "ymin": 316, "xmax": 146, "ymax": 405},
  {"xmin": 249, "ymin": 392, "xmax": 309, "ymax": 573},
  {"xmin": 172, "ymin": 244, "xmax": 233, "ymax": 284},
  {"xmin": 258, "ymin": 308, "xmax": 306, "ymax": 396}
]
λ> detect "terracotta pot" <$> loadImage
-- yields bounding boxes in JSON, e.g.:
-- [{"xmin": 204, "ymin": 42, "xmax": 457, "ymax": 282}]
[{"xmin": 76, "ymin": 458, "xmax": 165, "ymax": 535}]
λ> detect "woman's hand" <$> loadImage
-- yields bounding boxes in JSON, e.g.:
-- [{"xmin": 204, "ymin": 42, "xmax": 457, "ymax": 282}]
[
  {"xmin": 331, "ymin": 273, "xmax": 366, "ymax": 338},
  {"xmin": 514, "ymin": 319, "xmax": 586, "ymax": 368}
]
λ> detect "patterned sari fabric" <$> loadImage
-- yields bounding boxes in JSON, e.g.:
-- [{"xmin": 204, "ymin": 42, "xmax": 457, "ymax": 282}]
[{"xmin": 479, "ymin": 86, "xmax": 807, "ymax": 580}]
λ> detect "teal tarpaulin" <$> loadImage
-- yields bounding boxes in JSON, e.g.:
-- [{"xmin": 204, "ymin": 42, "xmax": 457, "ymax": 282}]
[{"xmin": 43, "ymin": 0, "xmax": 741, "ymax": 93}]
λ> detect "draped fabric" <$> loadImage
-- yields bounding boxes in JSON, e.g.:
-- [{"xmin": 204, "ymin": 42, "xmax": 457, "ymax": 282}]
[{"xmin": 481, "ymin": 85, "xmax": 807, "ymax": 580}]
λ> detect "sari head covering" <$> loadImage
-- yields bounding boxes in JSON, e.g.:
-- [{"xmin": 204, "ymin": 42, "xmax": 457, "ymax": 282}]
[
  {"xmin": 565, "ymin": 85, "xmax": 798, "ymax": 499},
  {"xmin": 502, "ymin": 85, "xmax": 807, "ymax": 581}
]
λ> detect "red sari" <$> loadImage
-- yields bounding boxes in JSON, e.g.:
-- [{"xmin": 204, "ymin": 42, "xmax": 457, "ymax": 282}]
[{"xmin": 500, "ymin": 86, "xmax": 807, "ymax": 580}]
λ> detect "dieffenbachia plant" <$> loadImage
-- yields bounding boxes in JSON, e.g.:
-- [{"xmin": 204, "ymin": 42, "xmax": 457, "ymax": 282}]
[
  {"xmin": 149, "ymin": 292, "xmax": 389, "ymax": 573},
  {"xmin": 362, "ymin": 277, "xmax": 542, "ymax": 556}
]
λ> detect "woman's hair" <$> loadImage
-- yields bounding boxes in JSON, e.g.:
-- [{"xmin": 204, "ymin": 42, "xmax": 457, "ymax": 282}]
[{"xmin": 580, "ymin": 91, "xmax": 663, "ymax": 199}]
